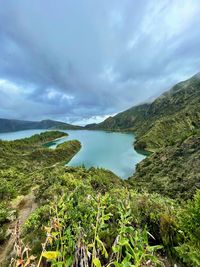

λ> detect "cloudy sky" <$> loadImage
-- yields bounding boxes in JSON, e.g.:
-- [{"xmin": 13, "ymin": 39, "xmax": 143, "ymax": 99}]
[{"xmin": 0, "ymin": 0, "xmax": 200, "ymax": 125}]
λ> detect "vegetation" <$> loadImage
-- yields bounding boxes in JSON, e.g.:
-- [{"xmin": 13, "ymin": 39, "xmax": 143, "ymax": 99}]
[
  {"xmin": 0, "ymin": 131, "xmax": 81, "ymax": 253},
  {"xmin": 0, "ymin": 131, "xmax": 199, "ymax": 266},
  {"xmin": 4, "ymin": 162, "xmax": 200, "ymax": 267},
  {"xmin": 129, "ymin": 134, "xmax": 200, "ymax": 200},
  {"xmin": 0, "ymin": 74, "xmax": 200, "ymax": 266}
]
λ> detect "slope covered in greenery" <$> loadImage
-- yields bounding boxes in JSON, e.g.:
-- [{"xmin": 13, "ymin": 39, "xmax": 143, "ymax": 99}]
[
  {"xmin": 87, "ymin": 73, "xmax": 200, "ymax": 152},
  {"xmin": 85, "ymin": 104, "xmax": 149, "ymax": 132},
  {"xmin": 129, "ymin": 134, "xmax": 200, "ymax": 200},
  {"xmin": 5, "ymin": 165, "xmax": 200, "ymax": 267},
  {"xmin": 0, "ymin": 131, "xmax": 81, "ymax": 249},
  {"xmin": 0, "ymin": 131, "xmax": 200, "ymax": 267}
]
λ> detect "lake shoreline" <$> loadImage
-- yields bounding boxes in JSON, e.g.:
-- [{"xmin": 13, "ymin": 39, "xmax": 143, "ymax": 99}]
[{"xmin": 0, "ymin": 129, "xmax": 146, "ymax": 179}]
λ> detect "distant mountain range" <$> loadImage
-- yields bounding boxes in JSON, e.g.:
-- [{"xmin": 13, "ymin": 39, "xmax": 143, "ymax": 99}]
[
  {"xmin": 86, "ymin": 72, "xmax": 200, "ymax": 152},
  {"xmin": 0, "ymin": 118, "xmax": 82, "ymax": 133}
]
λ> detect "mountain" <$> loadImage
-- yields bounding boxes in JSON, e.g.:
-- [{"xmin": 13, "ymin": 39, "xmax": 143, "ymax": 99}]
[
  {"xmin": 85, "ymin": 103, "xmax": 150, "ymax": 131},
  {"xmin": 0, "ymin": 118, "xmax": 82, "ymax": 133},
  {"xmin": 86, "ymin": 73, "xmax": 200, "ymax": 151}
]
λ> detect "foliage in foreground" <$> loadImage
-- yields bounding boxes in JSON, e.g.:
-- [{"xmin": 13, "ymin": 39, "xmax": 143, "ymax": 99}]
[
  {"xmin": 20, "ymin": 174, "xmax": 200, "ymax": 267},
  {"xmin": 23, "ymin": 186, "xmax": 170, "ymax": 266},
  {"xmin": 176, "ymin": 190, "xmax": 200, "ymax": 266}
]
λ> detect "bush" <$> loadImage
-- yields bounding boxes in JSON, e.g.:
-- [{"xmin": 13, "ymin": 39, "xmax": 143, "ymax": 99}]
[{"xmin": 176, "ymin": 190, "xmax": 200, "ymax": 266}]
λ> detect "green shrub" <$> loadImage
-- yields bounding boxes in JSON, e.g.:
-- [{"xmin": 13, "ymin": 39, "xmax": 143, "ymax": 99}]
[{"xmin": 176, "ymin": 190, "xmax": 200, "ymax": 266}]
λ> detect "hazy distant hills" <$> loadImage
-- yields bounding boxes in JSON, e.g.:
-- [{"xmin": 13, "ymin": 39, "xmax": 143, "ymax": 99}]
[
  {"xmin": 0, "ymin": 118, "xmax": 82, "ymax": 133},
  {"xmin": 87, "ymin": 73, "xmax": 200, "ymax": 151}
]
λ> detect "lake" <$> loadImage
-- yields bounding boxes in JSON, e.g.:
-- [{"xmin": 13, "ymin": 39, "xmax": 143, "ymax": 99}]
[{"xmin": 0, "ymin": 129, "xmax": 145, "ymax": 178}]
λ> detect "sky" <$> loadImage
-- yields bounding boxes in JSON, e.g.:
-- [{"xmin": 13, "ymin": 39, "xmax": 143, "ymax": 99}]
[{"xmin": 0, "ymin": 0, "xmax": 200, "ymax": 125}]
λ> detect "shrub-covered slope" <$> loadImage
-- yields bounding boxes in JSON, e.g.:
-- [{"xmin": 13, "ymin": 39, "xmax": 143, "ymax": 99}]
[
  {"xmin": 6, "ymin": 164, "xmax": 200, "ymax": 267},
  {"xmin": 128, "ymin": 134, "xmax": 200, "ymax": 200},
  {"xmin": 86, "ymin": 103, "xmax": 149, "ymax": 132},
  {"xmin": 0, "ymin": 131, "xmax": 81, "ymax": 247}
]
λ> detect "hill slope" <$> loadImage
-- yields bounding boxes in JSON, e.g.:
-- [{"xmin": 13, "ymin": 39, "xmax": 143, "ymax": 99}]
[
  {"xmin": 128, "ymin": 134, "xmax": 200, "ymax": 200},
  {"xmin": 0, "ymin": 118, "xmax": 82, "ymax": 132},
  {"xmin": 87, "ymin": 73, "xmax": 200, "ymax": 151}
]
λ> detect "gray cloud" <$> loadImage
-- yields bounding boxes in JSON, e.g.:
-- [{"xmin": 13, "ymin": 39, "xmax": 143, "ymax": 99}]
[{"xmin": 0, "ymin": 0, "xmax": 200, "ymax": 124}]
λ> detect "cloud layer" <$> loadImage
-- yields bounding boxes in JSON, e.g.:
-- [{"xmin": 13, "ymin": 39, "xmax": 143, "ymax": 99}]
[{"xmin": 0, "ymin": 0, "xmax": 200, "ymax": 124}]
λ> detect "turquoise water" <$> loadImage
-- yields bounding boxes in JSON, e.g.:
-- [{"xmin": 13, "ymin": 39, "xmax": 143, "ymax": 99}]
[
  {"xmin": 0, "ymin": 129, "xmax": 47, "ymax": 140},
  {"xmin": 0, "ymin": 129, "xmax": 145, "ymax": 178}
]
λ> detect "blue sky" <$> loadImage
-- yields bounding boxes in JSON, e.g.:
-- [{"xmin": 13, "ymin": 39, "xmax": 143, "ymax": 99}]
[{"xmin": 0, "ymin": 0, "xmax": 200, "ymax": 125}]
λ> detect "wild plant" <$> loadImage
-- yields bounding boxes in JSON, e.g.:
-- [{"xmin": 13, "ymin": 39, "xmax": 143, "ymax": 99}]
[
  {"xmin": 89, "ymin": 193, "xmax": 112, "ymax": 267},
  {"xmin": 10, "ymin": 220, "xmax": 36, "ymax": 267},
  {"xmin": 109, "ymin": 193, "xmax": 163, "ymax": 267},
  {"xmin": 19, "ymin": 188, "xmax": 164, "ymax": 266}
]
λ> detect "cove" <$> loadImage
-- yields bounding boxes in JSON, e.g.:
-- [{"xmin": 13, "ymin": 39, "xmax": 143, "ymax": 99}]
[{"xmin": 0, "ymin": 129, "xmax": 145, "ymax": 178}]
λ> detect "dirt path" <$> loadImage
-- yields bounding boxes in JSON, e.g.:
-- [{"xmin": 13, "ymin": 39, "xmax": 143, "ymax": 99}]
[{"xmin": 0, "ymin": 192, "xmax": 37, "ymax": 265}]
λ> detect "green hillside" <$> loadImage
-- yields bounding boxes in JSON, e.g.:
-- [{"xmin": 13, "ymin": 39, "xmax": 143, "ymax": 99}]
[
  {"xmin": 129, "ymin": 134, "xmax": 200, "ymax": 200},
  {"xmin": 87, "ymin": 103, "xmax": 150, "ymax": 132},
  {"xmin": 0, "ymin": 131, "xmax": 81, "ymax": 245}
]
